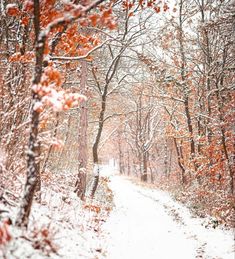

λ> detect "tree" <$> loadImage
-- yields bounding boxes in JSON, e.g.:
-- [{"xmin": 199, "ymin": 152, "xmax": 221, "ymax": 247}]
[
  {"xmin": 15, "ymin": 0, "xmax": 109, "ymax": 227},
  {"xmin": 89, "ymin": 4, "xmax": 153, "ymax": 195},
  {"xmin": 75, "ymin": 60, "xmax": 88, "ymax": 200}
]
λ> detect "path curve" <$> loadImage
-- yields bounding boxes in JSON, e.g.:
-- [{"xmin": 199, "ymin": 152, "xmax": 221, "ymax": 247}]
[{"xmin": 102, "ymin": 174, "xmax": 234, "ymax": 259}]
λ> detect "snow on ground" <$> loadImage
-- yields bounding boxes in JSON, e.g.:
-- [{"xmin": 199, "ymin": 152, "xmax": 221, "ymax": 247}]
[
  {"xmin": 1, "ymin": 188, "xmax": 104, "ymax": 259},
  {"xmin": 1, "ymin": 171, "xmax": 111, "ymax": 259},
  {"xmin": 1, "ymin": 165, "xmax": 234, "ymax": 259},
  {"xmin": 102, "ymin": 170, "xmax": 235, "ymax": 259}
]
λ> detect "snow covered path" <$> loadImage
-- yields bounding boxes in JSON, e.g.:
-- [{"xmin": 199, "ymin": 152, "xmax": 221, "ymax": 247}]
[{"xmin": 102, "ymin": 175, "xmax": 234, "ymax": 259}]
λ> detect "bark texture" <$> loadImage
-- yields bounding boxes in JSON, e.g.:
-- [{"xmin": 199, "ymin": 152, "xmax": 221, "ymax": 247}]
[
  {"xmin": 75, "ymin": 61, "xmax": 88, "ymax": 200},
  {"xmin": 15, "ymin": 0, "xmax": 44, "ymax": 228}
]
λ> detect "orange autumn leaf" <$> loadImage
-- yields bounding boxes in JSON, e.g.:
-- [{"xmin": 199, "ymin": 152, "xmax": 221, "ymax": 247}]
[
  {"xmin": 9, "ymin": 52, "xmax": 21, "ymax": 62},
  {"xmin": 6, "ymin": 4, "xmax": 20, "ymax": 16},
  {"xmin": 122, "ymin": 1, "xmax": 128, "ymax": 8},
  {"xmin": 83, "ymin": 204, "xmax": 101, "ymax": 213},
  {"xmin": 102, "ymin": 8, "xmax": 112, "ymax": 19},
  {"xmin": 21, "ymin": 16, "xmax": 30, "ymax": 26},
  {"xmin": 107, "ymin": 20, "xmax": 117, "ymax": 30},
  {"xmin": 41, "ymin": 228, "xmax": 49, "ymax": 238},
  {"xmin": 163, "ymin": 3, "xmax": 169, "ymax": 11},
  {"xmin": 85, "ymin": 55, "xmax": 93, "ymax": 62},
  {"xmin": 0, "ymin": 221, "xmax": 12, "ymax": 245},
  {"xmin": 154, "ymin": 6, "xmax": 161, "ymax": 13},
  {"xmin": 65, "ymin": 98, "xmax": 74, "ymax": 108},
  {"xmin": 89, "ymin": 14, "xmax": 99, "ymax": 26},
  {"xmin": 39, "ymin": 119, "xmax": 48, "ymax": 130},
  {"xmin": 23, "ymin": 0, "xmax": 34, "ymax": 12},
  {"xmin": 33, "ymin": 101, "xmax": 44, "ymax": 113},
  {"xmin": 51, "ymin": 140, "xmax": 63, "ymax": 150},
  {"xmin": 44, "ymin": 0, "xmax": 56, "ymax": 6},
  {"xmin": 79, "ymin": 18, "xmax": 89, "ymax": 27},
  {"xmin": 139, "ymin": 0, "xmax": 144, "ymax": 8}
]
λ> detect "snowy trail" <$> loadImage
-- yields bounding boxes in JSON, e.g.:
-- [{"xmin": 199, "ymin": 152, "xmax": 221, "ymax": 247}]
[{"xmin": 102, "ymin": 174, "xmax": 234, "ymax": 259}]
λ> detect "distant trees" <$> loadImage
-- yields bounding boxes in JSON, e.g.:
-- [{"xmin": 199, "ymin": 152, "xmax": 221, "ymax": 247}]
[
  {"xmin": 108, "ymin": 0, "xmax": 234, "ymax": 224},
  {"xmin": 89, "ymin": 5, "xmax": 155, "ymax": 195},
  {"xmin": 122, "ymin": 82, "xmax": 161, "ymax": 182},
  {"xmin": 133, "ymin": 0, "xmax": 234, "ymax": 192}
]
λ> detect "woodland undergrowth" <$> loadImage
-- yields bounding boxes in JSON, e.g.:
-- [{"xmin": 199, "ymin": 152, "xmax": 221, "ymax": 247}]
[
  {"xmin": 0, "ymin": 172, "xmax": 114, "ymax": 259},
  {"xmin": 129, "ymin": 175, "xmax": 235, "ymax": 229}
]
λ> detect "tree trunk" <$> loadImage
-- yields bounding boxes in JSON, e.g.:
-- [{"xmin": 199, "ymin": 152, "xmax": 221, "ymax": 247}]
[
  {"xmin": 215, "ymin": 58, "xmax": 234, "ymax": 194},
  {"xmin": 127, "ymin": 151, "xmax": 130, "ymax": 176},
  {"xmin": 90, "ymin": 41, "xmax": 124, "ymax": 198},
  {"xmin": 174, "ymin": 138, "xmax": 186, "ymax": 185},
  {"xmin": 75, "ymin": 61, "xmax": 88, "ymax": 200},
  {"xmin": 198, "ymin": 0, "xmax": 213, "ymax": 144},
  {"xmin": 90, "ymin": 93, "xmax": 107, "ymax": 198},
  {"xmin": 16, "ymin": 0, "xmax": 44, "ymax": 228},
  {"xmin": 179, "ymin": 0, "xmax": 196, "ymax": 173},
  {"xmin": 141, "ymin": 150, "xmax": 148, "ymax": 182},
  {"xmin": 41, "ymin": 113, "xmax": 59, "ymax": 173},
  {"xmin": 164, "ymin": 140, "xmax": 168, "ymax": 176},
  {"xmin": 118, "ymin": 131, "xmax": 124, "ymax": 174}
]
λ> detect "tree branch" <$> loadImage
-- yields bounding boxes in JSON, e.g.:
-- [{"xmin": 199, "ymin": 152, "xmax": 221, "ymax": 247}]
[{"xmin": 50, "ymin": 39, "xmax": 111, "ymax": 61}]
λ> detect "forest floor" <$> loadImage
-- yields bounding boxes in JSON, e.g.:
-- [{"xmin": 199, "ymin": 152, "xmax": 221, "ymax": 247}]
[
  {"xmin": 101, "ymin": 166, "xmax": 235, "ymax": 259},
  {"xmin": 0, "ymin": 169, "xmax": 113, "ymax": 259},
  {"xmin": 0, "ymin": 165, "xmax": 234, "ymax": 258}
]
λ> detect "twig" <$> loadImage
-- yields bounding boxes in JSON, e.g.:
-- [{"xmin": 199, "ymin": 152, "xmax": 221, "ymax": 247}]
[{"xmin": 50, "ymin": 39, "xmax": 111, "ymax": 61}]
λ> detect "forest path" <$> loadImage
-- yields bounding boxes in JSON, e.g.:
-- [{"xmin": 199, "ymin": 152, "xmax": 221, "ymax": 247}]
[{"xmin": 101, "ymin": 170, "xmax": 234, "ymax": 259}]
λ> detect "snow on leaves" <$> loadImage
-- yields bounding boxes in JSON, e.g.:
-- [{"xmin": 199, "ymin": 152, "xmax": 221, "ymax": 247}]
[
  {"xmin": 6, "ymin": 4, "xmax": 20, "ymax": 16},
  {"xmin": 9, "ymin": 51, "xmax": 35, "ymax": 63},
  {"xmin": 122, "ymin": 0, "xmax": 170, "ymax": 15},
  {"xmin": 33, "ymin": 87, "xmax": 87, "ymax": 112}
]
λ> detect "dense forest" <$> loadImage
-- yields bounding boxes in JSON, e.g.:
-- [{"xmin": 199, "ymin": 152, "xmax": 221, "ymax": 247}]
[{"xmin": 0, "ymin": 0, "xmax": 234, "ymax": 258}]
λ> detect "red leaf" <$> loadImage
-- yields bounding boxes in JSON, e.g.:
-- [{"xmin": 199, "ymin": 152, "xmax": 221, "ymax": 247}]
[
  {"xmin": 6, "ymin": 4, "xmax": 20, "ymax": 16},
  {"xmin": 154, "ymin": 6, "xmax": 161, "ymax": 13},
  {"xmin": 89, "ymin": 14, "xmax": 99, "ymax": 26},
  {"xmin": 21, "ymin": 16, "xmax": 30, "ymax": 26}
]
